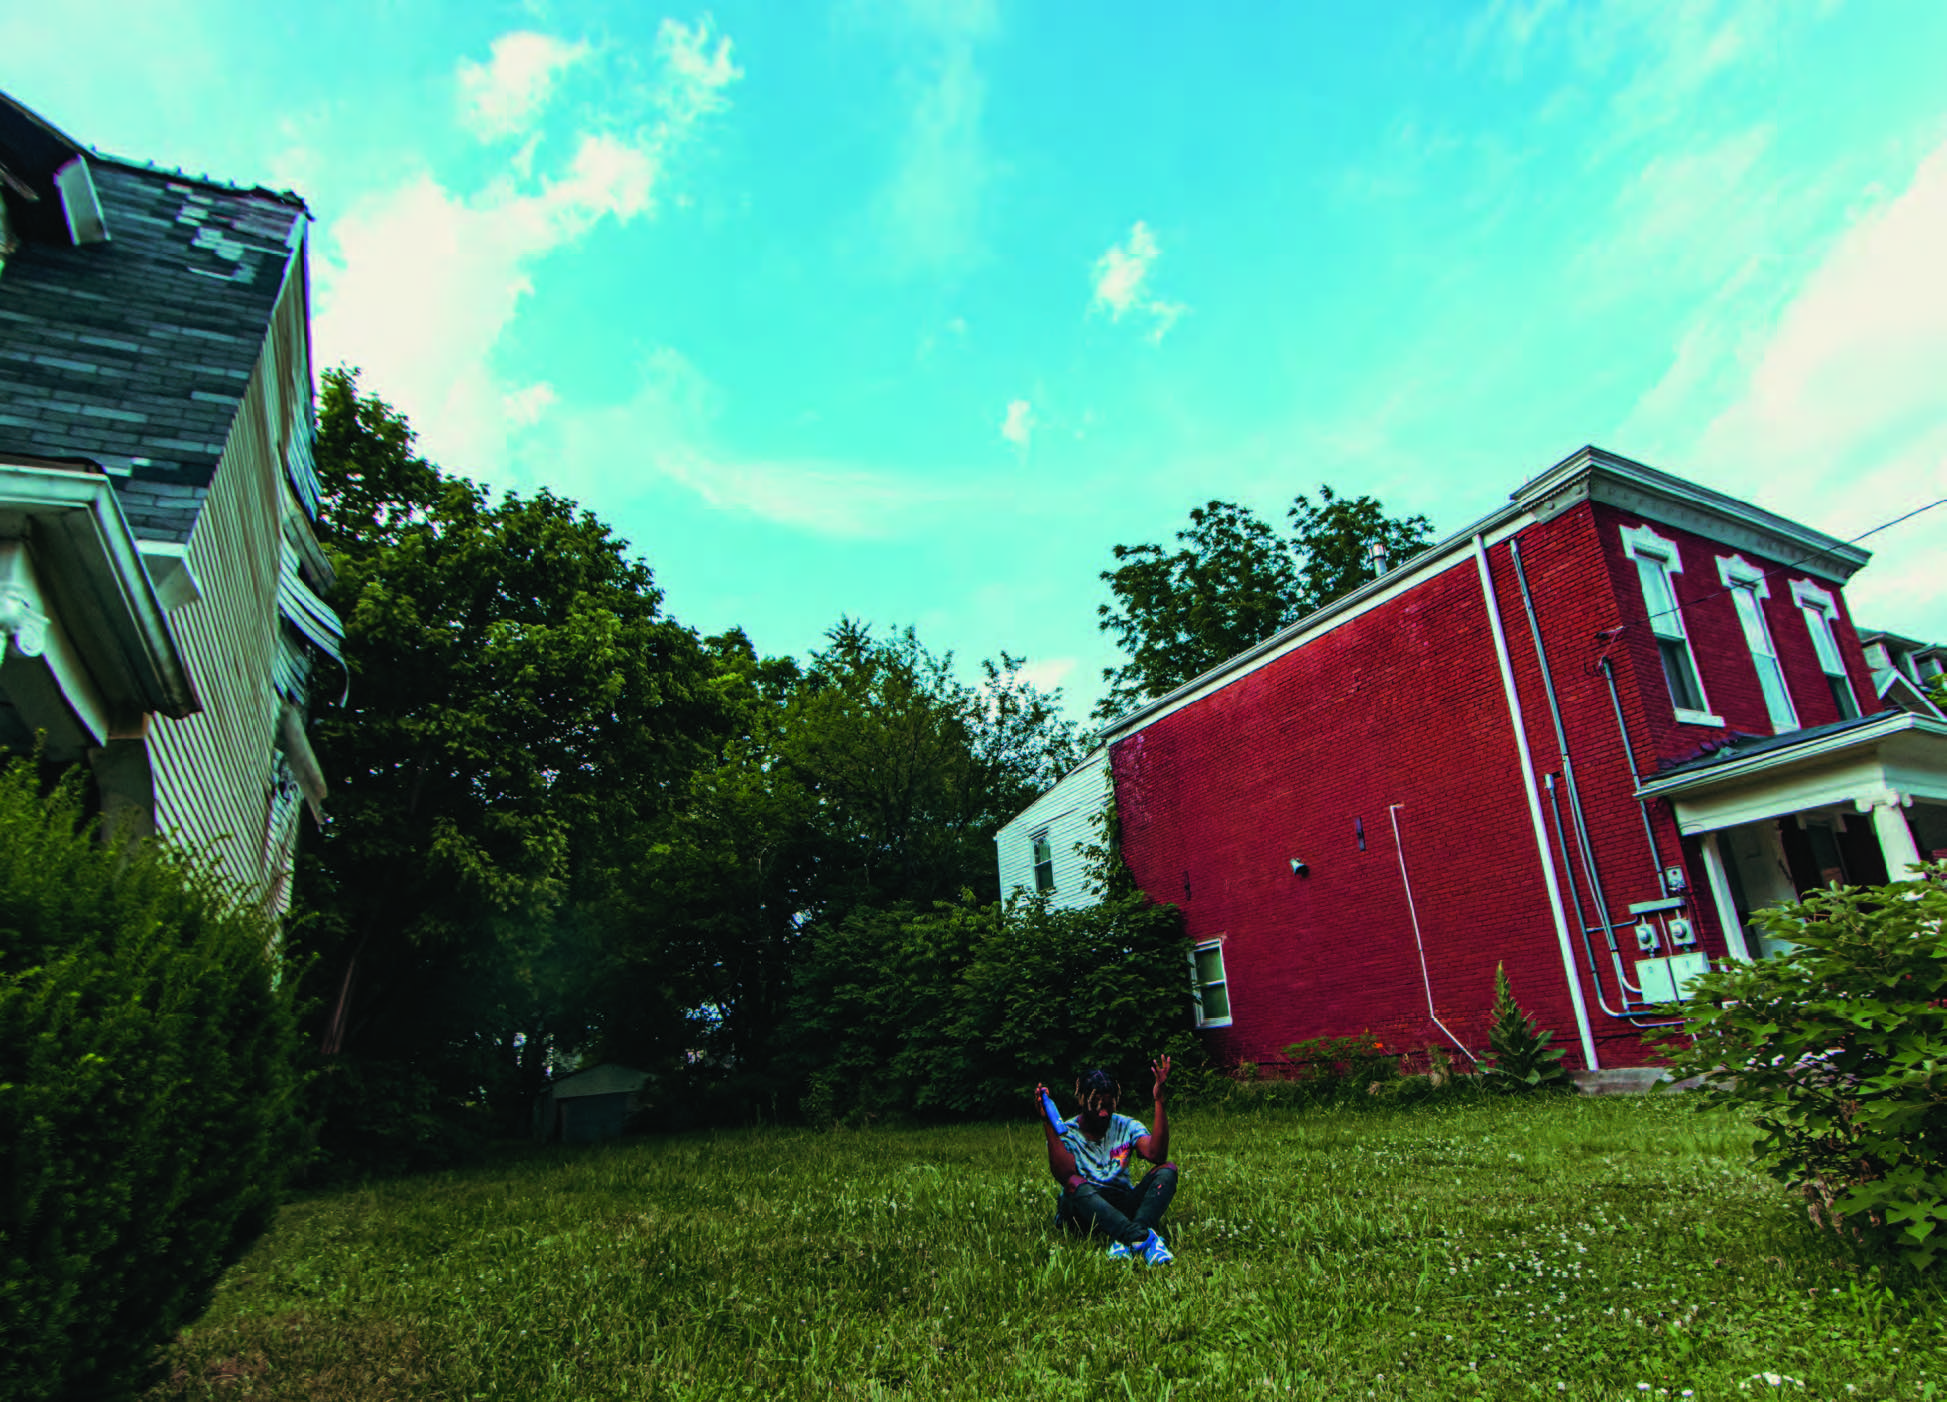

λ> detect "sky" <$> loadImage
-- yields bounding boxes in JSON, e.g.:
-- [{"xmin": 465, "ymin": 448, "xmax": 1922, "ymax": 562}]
[{"xmin": 6, "ymin": 0, "xmax": 1947, "ymax": 722}]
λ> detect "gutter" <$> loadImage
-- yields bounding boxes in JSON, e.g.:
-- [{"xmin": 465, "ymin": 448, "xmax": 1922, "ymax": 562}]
[{"xmin": 0, "ymin": 459, "xmax": 196, "ymax": 717}]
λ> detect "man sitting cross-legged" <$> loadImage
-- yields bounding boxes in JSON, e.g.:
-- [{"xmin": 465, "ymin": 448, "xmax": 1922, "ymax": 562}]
[{"xmin": 1035, "ymin": 1056, "xmax": 1178, "ymax": 1264}]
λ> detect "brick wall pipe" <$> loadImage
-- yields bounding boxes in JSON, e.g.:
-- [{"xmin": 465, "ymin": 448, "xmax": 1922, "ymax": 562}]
[
  {"xmin": 1389, "ymin": 801, "xmax": 1482, "ymax": 1065},
  {"xmin": 1473, "ymin": 533, "xmax": 1601, "ymax": 1070},
  {"xmin": 1511, "ymin": 540, "xmax": 1654, "ymax": 1014}
]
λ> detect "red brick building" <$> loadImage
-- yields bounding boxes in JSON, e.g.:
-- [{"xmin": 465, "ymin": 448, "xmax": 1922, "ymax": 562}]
[{"xmin": 1087, "ymin": 447, "xmax": 1947, "ymax": 1072}]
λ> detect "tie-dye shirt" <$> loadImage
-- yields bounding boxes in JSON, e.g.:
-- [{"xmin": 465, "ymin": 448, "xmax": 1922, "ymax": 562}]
[{"xmin": 1059, "ymin": 1112, "xmax": 1148, "ymax": 1190}]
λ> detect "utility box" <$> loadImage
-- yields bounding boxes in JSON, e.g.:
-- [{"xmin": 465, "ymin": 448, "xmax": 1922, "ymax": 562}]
[{"xmin": 1634, "ymin": 952, "xmax": 1709, "ymax": 1004}]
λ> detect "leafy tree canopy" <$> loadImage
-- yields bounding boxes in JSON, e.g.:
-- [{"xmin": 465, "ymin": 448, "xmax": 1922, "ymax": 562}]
[
  {"xmin": 1095, "ymin": 486, "xmax": 1433, "ymax": 719},
  {"xmin": 296, "ymin": 369, "xmax": 726, "ymax": 1153}
]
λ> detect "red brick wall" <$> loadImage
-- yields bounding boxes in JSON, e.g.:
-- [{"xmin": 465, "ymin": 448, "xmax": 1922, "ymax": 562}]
[{"xmin": 1111, "ymin": 496, "xmax": 1880, "ymax": 1073}]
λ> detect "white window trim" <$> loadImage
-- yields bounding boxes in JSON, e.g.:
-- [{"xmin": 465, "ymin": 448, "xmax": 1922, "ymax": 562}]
[
  {"xmin": 1716, "ymin": 554, "xmax": 1798, "ymax": 733},
  {"xmin": 1620, "ymin": 524, "xmax": 1724, "ymax": 727},
  {"xmin": 1190, "ymin": 937, "xmax": 1232, "ymax": 1029},
  {"xmin": 1790, "ymin": 579, "xmax": 1863, "ymax": 715},
  {"xmin": 1030, "ymin": 828, "xmax": 1055, "ymax": 894}
]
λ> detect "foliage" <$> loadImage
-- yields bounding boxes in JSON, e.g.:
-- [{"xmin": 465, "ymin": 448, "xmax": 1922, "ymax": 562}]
[
  {"xmin": 1093, "ymin": 487, "xmax": 1433, "ymax": 719},
  {"xmin": 295, "ymin": 369, "xmax": 726, "ymax": 1163},
  {"xmin": 147, "ymin": 1097, "xmax": 1946, "ymax": 1401},
  {"xmin": 1482, "ymin": 963, "xmax": 1575, "ymax": 1093},
  {"xmin": 634, "ymin": 620, "xmax": 1083, "ymax": 1102},
  {"xmin": 1661, "ymin": 866, "xmax": 1947, "ymax": 1270},
  {"xmin": 0, "ymin": 763, "xmax": 300, "ymax": 1402},
  {"xmin": 786, "ymin": 889, "xmax": 1193, "ymax": 1123}
]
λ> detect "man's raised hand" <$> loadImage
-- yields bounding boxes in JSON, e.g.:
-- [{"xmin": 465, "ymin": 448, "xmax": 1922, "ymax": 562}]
[{"xmin": 1151, "ymin": 1053, "xmax": 1172, "ymax": 1101}]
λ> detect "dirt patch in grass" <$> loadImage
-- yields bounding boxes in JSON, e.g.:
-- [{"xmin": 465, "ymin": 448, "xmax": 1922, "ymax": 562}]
[{"xmin": 155, "ymin": 1311, "xmax": 443, "ymax": 1401}]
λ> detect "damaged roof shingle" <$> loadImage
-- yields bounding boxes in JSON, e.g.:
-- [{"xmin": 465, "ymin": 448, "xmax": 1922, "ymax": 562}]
[{"xmin": 0, "ymin": 158, "xmax": 306, "ymax": 542}]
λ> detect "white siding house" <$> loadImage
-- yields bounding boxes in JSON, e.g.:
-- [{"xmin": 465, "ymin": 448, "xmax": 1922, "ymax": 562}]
[
  {"xmin": 995, "ymin": 747, "xmax": 1110, "ymax": 910},
  {"xmin": 0, "ymin": 90, "xmax": 339, "ymax": 916}
]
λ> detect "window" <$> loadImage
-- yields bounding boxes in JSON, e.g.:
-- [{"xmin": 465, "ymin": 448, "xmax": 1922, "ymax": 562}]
[
  {"xmin": 1621, "ymin": 525, "xmax": 1716, "ymax": 723},
  {"xmin": 1031, "ymin": 830, "xmax": 1055, "ymax": 893},
  {"xmin": 1791, "ymin": 580, "xmax": 1860, "ymax": 720},
  {"xmin": 1191, "ymin": 940, "xmax": 1231, "ymax": 1027},
  {"xmin": 1716, "ymin": 556, "xmax": 1797, "ymax": 734}
]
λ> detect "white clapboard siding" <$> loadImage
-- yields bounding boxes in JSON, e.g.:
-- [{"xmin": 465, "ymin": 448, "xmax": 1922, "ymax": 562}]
[
  {"xmin": 146, "ymin": 263, "xmax": 308, "ymax": 907},
  {"xmin": 995, "ymin": 748, "xmax": 1110, "ymax": 910}
]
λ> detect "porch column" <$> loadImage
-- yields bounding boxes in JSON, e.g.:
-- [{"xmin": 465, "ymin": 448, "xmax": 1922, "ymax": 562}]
[
  {"xmin": 1698, "ymin": 833, "xmax": 1752, "ymax": 961},
  {"xmin": 1862, "ymin": 790, "xmax": 1924, "ymax": 880}
]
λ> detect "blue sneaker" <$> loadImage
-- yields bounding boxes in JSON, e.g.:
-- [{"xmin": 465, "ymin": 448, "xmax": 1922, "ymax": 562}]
[
  {"xmin": 1106, "ymin": 1240, "xmax": 1136, "ymax": 1261},
  {"xmin": 1138, "ymin": 1231, "xmax": 1174, "ymax": 1266}
]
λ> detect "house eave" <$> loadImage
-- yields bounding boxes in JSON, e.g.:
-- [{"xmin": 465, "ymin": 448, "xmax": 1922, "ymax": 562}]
[
  {"xmin": 0, "ymin": 458, "xmax": 197, "ymax": 718},
  {"xmin": 1637, "ymin": 712, "xmax": 1947, "ymax": 804}
]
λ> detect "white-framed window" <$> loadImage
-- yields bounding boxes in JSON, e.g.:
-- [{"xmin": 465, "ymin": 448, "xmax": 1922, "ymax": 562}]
[
  {"xmin": 1790, "ymin": 580, "xmax": 1861, "ymax": 721},
  {"xmin": 1031, "ymin": 830, "xmax": 1055, "ymax": 894},
  {"xmin": 1190, "ymin": 939, "xmax": 1232, "ymax": 1028},
  {"xmin": 1716, "ymin": 555, "xmax": 1798, "ymax": 735},
  {"xmin": 1621, "ymin": 525, "xmax": 1719, "ymax": 725}
]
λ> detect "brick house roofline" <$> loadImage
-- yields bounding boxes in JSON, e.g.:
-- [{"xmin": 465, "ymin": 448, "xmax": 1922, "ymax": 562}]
[{"xmin": 1100, "ymin": 444, "xmax": 1872, "ymax": 745}]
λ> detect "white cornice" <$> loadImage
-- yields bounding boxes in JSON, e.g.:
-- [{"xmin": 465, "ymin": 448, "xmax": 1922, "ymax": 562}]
[
  {"xmin": 1517, "ymin": 446, "xmax": 1868, "ymax": 584},
  {"xmin": 1637, "ymin": 713, "xmax": 1947, "ymax": 801}
]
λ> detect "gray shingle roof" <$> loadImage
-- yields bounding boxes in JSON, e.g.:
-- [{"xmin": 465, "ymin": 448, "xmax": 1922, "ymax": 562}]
[{"xmin": 0, "ymin": 159, "xmax": 306, "ymax": 542}]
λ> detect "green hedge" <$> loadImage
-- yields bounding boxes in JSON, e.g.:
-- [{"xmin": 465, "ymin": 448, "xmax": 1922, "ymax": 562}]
[
  {"xmin": 787, "ymin": 890, "xmax": 1198, "ymax": 1123},
  {"xmin": 0, "ymin": 766, "xmax": 302, "ymax": 1400}
]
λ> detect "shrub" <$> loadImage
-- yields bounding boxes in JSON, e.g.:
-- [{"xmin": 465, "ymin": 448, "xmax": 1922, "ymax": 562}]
[
  {"xmin": 1482, "ymin": 963, "xmax": 1575, "ymax": 1093},
  {"xmin": 785, "ymin": 889, "xmax": 1194, "ymax": 1122},
  {"xmin": 1662, "ymin": 865, "xmax": 1947, "ymax": 1270},
  {"xmin": 0, "ymin": 765, "xmax": 302, "ymax": 1400}
]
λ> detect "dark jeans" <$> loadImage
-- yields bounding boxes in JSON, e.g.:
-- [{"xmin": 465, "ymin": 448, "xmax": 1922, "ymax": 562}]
[{"xmin": 1055, "ymin": 1163, "xmax": 1179, "ymax": 1246}]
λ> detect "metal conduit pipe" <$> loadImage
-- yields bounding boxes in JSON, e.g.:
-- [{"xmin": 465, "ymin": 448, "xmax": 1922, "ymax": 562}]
[
  {"xmin": 1472, "ymin": 534, "xmax": 1600, "ymax": 1070},
  {"xmin": 1509, "ymin": 542, "xmax": 1643, "ymax": 1002},
  {"xmin": 1389, "ymin": 803, "xmax": 1480, "ymax": 1065},
  {"xmin": 1598, "ymin": 655, "xmax": 1673, "ymax": 897},
  {"xmin": 1544, "ymin": 772, "xmax": 1634, "ymax": 1019}
]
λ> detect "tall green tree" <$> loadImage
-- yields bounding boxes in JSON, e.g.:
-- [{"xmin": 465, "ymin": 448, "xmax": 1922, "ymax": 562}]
[
  {"xmin": 621, "ymin": 619, "xmax": 1084, "ymax": 1108},
  {"xmin": 1095, "ymin": 486, "xmax": 1434, "ymax": 719},
  {"xmin": 295, "ymin": 370, "xmax": 724, "ymax": 1163}
]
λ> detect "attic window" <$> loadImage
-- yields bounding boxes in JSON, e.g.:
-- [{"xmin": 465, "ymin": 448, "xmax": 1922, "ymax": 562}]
[
  {"xmin": 54, "ymin": 156, "xmax": 108, "ymax": 245},
  {"xmin": 1032, "ymin": 829, "xmax": 1055, "ymax": 893}
]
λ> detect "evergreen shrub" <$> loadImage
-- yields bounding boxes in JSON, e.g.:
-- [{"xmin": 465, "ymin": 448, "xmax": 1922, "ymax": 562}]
[
  {"xmin": 1662, "ymin": 866, "xmax": 1947, "ymax": 1270},
  {"xmin": 1483, "ymin": 963, "xmax": 1575, "ymax": 1093},
  {"xmin": 0, "ymin": 765, "xmax": 301, "ymax": 1401}
]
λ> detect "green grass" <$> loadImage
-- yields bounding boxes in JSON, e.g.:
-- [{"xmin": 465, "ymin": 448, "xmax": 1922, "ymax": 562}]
[{"xmin": 151, "ymin": 1095, "xmax": 1946, "ymax": 1400}]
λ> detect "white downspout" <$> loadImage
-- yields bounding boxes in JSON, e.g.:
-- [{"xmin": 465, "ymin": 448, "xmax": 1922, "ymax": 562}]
[
  {"xmin": 1473, "ymin": 534, "xmax": 1600, "ymax": 1071},
  {"xmin": 1391, "ymin": 802, "xmax": 1480, "ymax": 1064}
]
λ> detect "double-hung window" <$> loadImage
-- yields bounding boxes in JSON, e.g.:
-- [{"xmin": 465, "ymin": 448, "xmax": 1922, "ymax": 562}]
[
  {"xmin": 1790, "ymin": 580, "xmax": 1860, "ymax": 720},
  {"xmin": 1717, "ymin": 555, "xmax": 1797, "ymax": 734},
  {"xmin": 1621, "ymin": 525, "xmax": 1716, "ymax": 723},
  {"xmin": 1191, "ymin": 940, "xmax": 1231, "ymax": 1028},
  {"xmin": 1031, "ymin": 830, "xmax": 1055, "ymax": 894}
]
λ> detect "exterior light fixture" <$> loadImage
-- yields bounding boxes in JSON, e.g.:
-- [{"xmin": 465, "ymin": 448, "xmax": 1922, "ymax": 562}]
[{"xmin": 1289, "ymin": 858, "xmax": 1309, "ymax": 878}]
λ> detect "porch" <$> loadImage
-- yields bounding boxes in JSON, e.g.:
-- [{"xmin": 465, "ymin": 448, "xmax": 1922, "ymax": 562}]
[{"xmin": 1638, "ymin": 712, "xmax": 1947, "ymax": 961}]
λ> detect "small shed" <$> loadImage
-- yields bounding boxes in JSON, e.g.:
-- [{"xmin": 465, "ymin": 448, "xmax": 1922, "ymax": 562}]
[{"xmin": 532, "ymin": 1063, "xmax": 652, "ymax": 1145}]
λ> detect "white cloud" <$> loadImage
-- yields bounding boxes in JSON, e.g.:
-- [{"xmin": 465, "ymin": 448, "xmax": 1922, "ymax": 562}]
[
  {"xmin": 999, "ymin": 398, "xmax": 1034, "ymax": 453},
  {"xmin": 654, "ymin": 16, "xmax": 743, "ymax": 131},
  {"xmin": 536, "ymin": 350, "xmax": 983, "ymax": 538},
  {"xmin": 1669, "ymin": 138, "xmax": 1947, "ymax": 638},
  {"xmin": 312, "ymin": 21, "xmax": 740, "ymax": 483},
  {"xmin": 1090, "ymin": 221, "xmax": 1188, "ymax": 342},
  {"xmin": 1016, "ymin": 657, "xmax": 1076, "ymax": 692},
  {"xmin": 457, "ymin": 31, "xmax": 593, "ymax": 140},
  {"xmin": 865, "ymin": 0, "xmax": 997, "ymax": 275}
]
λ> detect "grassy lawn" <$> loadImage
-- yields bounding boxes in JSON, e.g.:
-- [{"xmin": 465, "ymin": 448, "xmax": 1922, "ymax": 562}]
[{"xmin": 152, "ymin": 1095, "xmax": 1943, "ymax": 1401}]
